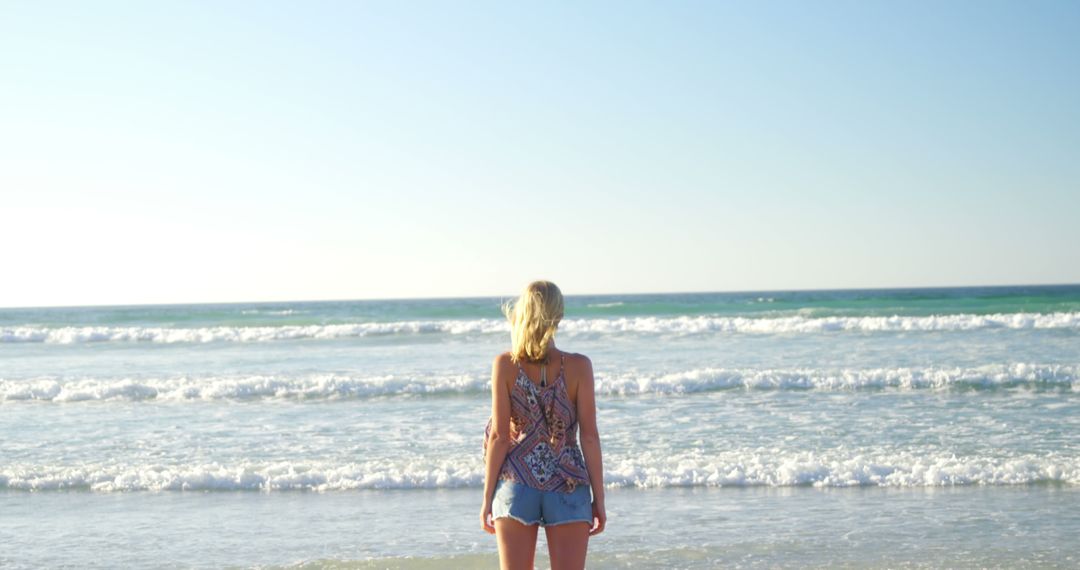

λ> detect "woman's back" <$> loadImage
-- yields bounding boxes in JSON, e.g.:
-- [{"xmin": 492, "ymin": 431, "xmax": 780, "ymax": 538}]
[{"xmin": 485, "ymin": 349, "xmax": 590, "ymax": 492}]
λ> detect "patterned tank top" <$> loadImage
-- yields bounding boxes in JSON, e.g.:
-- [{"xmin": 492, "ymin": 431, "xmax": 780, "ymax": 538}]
[{"xmin": 484, "ymin": 352, "xmax": 589, "ymax": 493}]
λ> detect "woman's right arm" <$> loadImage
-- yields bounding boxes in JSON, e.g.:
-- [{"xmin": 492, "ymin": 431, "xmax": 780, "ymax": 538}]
[
  {"xmin": 576, "ymin": 355, "xmax": 606, "ymax": 536},
  {"xmin": 480, "ymin": 353, "xmax": 513, "ymax": 534}
]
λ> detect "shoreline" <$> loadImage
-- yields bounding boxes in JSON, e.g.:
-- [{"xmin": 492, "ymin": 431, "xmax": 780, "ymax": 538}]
[{"xmin": 4, "ymin": 485, "xmax": 1079, "ymax": 569}]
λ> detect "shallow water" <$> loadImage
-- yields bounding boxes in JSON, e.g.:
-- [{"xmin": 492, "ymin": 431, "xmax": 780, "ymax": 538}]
[{"xmin": 2, "ymin": 486, "xmax": 1078, "ymax": 569}]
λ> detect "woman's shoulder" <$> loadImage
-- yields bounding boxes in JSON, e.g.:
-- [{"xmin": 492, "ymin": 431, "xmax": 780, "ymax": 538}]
[
  {"xmin": 492, "ymin": 352, "xmax": 517, "ymax": 372},
  {"xmin": 561, "ymin": 350, "xmax": 592, "ymax": 365},
  {"xmin": 491, "ymin": 352, "xmax": 520, "ymax": 391},
  {"xmin": 560, "ymin": 351, "xmax": 593, "ymax": 377}
]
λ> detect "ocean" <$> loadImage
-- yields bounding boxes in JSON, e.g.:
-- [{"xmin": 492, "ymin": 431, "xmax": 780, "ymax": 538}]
[{"xmin": 2, "ymin": 285, "xmax": 1078, "ymax": 568}]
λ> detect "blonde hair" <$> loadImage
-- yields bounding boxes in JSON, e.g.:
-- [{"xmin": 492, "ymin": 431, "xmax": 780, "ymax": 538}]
[{"xmin": 502, "ymin": 280, "xmax": 564, "ymax": 364}]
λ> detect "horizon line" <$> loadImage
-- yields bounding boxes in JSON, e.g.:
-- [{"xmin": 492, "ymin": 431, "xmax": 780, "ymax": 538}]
[{"xmin": 2, "ymin": 281, "xmax": 1078, "ymax": 311}]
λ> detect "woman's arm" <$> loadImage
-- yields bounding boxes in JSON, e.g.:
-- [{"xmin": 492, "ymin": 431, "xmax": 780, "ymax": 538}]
[
  {"xmin": 576, "ymin": 355, "xmax": 606, "ymax": 535},
  {"xmin": 480, "ymin": 353, "xmax": 513, "ymax": 534}
]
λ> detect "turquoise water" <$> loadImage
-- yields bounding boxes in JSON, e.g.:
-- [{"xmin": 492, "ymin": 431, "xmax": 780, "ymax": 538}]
[
  {"xmin": 5, "ymin": 285, "xmax": 1080, "ymax": 327},
  {"xmin": 1, "ymin": 285, "xmax": 1079, "ymax": 568}
]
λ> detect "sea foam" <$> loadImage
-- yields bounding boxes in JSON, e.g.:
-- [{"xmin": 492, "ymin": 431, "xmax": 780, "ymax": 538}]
[
  {"xmin": 3, "ymin": 312, "xmax": 1079, "ymax": 343},
  {"xmin": 2, "ymin": 364, "xmax": 1074, "ymax": 403},
  {"xmin": 0, "ymin": 319, "xmax": 506, "ymax": 343},
  {"xmin": 603, "ymin": 449, "xmax": 1080, "ymax": 488},
  {"xmin": 598, "ymin": 363, "xmax": 1080, "ymax": 394},
  {"xmin": 3, "ymin": 450, "xmax": 1076, "ymax": 492}
]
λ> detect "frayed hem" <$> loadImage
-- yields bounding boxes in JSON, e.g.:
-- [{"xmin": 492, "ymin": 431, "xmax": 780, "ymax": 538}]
[
  {"xmin": 492, "ymin": 513, "xmax": 542, "ymax": 527},
  {"xmin": 541, "ymin": 518, "xmax": 593, "ymax": 527}
]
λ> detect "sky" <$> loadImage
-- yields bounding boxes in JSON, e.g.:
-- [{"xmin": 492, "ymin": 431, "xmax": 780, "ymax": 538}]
[{"xmin": 2, "ymin": 1, "xmax": 1078, "ymax": 308}]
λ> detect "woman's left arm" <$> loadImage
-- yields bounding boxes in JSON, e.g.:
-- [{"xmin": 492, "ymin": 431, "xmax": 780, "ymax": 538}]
[{"xmin": 480, "ymin": 354, "xmax": 513, "ymax": 534}]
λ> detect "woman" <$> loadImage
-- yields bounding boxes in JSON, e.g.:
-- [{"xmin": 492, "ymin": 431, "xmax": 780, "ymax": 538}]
[{"xmin": 480, "ymin": 280, "xmax": 606, "ymax": 570}]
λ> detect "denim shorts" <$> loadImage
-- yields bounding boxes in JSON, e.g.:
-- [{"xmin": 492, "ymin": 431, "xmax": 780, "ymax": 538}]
[{"xmin": 491, "ymin": 479, "xmax": 593, "ymax": 527}]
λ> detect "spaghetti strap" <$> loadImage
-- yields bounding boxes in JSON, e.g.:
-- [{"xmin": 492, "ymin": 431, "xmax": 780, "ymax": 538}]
[{"xmin": 517, "ymin": 353, "xmax": 567, "ymax": 387}]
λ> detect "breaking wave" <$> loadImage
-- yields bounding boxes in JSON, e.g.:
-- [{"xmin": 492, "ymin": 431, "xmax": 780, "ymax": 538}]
[
  {"xmin": 3, "ymin": 450, "xmax": 1076, "ymax": 492},
  {"xmin": 3, "ymin": 312, "xmax": 1078, "ymax": 344},
  {"xmin": 2, "ymin": 364, "xmax": 1075, "ymax": 403}
]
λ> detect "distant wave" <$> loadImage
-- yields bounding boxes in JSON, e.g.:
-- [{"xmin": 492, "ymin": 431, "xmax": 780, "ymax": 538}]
[
  {"xmin": 3, "ymin": 450, "xmax": 1076, "ymax": 491},
  {"xmin": 239, "ymin": 309, "xmax": 302, "ymax": 316},
  {"xmin": 3, "ymin": 312, "xmax": 1080, "ymax": 344},
  {"xmin": 2, "ymin": 364, "xmax": 1075, "ymax": 403},
  {"xmin": 0, "ymin": 319, "xmax": 506, "ymax": 343},
  {"xmin": 564, "ymin": 312, "xmax": 1080, "ymax": 335}
]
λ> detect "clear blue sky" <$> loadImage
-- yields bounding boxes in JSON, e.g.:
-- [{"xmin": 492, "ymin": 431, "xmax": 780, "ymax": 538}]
[{"xmin": 2, "ymin": 1, "xmax": 1078, "ymax": 307}]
